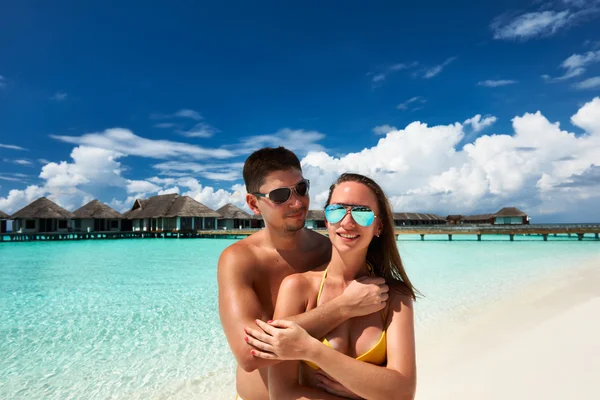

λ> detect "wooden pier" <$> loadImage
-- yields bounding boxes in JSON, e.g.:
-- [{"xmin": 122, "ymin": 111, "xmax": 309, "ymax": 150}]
[{"xmin": 1, "ymin": 224, "xmax": 599, "ymax": 243}]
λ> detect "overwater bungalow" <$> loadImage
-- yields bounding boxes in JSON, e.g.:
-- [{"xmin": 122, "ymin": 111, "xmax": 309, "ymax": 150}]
[
  {"xmin": 72, "ymin": 200, "xmax": 127, "ymax": 232},
  {"xmin": 216, "ymin": 203, "xmax": 252, "ymax": 230},
  {"xmin": 305, "ymin": 210, "xmax": 325, "ymax": 229},
  {"xmin": 0, "ymin": 210, "xmax": 8, "ymax": 233},
  {"xmin": 10, "ymin": 197, "xmax": 74, "ymax": 233},
  {"xmin": 124, "ymin": 193, "xmax": 221, "ymax": 232},
  {"xmin": 250, "ymin": 214, "xmax": 265, "ymax": 229},
  {"xmin": 394, "ymin": 212, "xmax": 447, "ymax": 226},
  {"xmin": 461, "ymin": 214, "xmax": 495, "ymax": 225},
  {"xmin": 494, "ymin": 207, "xmax": 529, "ymax": 225}
]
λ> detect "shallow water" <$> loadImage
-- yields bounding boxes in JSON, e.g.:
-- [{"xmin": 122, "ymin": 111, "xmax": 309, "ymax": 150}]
[{"xmin": 0, "ymin": 235, "xmax": 598, "ymax": 399}]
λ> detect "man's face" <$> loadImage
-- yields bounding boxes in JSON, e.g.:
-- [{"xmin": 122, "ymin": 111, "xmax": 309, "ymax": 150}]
[{"xmin": 248, "ymin": 168, "xmax": 309, "ymax": 232}]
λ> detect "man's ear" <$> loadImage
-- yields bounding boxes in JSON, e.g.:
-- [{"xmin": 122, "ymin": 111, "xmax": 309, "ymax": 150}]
[{"xmin": 246, "ymin": 194, "xmax": 260, "ymax": 215}]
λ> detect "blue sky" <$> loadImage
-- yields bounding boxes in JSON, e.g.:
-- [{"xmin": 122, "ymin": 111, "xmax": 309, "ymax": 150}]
[{"xmin": 1, "ymin": 0, "xmax": 600, "ymax": 222}]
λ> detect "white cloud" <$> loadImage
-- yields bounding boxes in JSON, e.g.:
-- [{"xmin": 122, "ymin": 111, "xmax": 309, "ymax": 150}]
[
  {"xmin": 300, "ymin": 97, "xmax": 600, "ymax": 222},
  {"xmin": 477, "ymin": 80, "xmax": 518, "ymax": 87},
  {"xmin": 51, "ymin": 128, "xmax": 235, "ymax": 160},
  {"xmin": 0, "ymin": 185, "xmax": 46, "ymax": 214},
  {"xmin": 491, "ymin": 10, "xmax": 572, "ymax": 40},
  {"xmin": 491, "ymin": 0, "xmax": 600, "ymax": 41},
  {"xmin": 423, "ymin": 57, "xmax": 456, "ymax": 79},
  {"xmin": 152, "ymin": 161, "xmax": 243, "ymax": 181},
  {"xmin": 573, "ymin": 76, "xmax": 600, "ymax": 89},
  {"xmin": 126, "ymin": 180, "xmax": 161, "ymax": 194},
  {"xmin": 544, "ymin": 50, "xmax": 600, "ymax": 81},
  {"xmin": 372, "ymin": 125, "xmax": 397, "ymax": 135},
  {"xmin": 51, "ymin": 92, "xmax": 67, "ymax": 101},
  {"xmin": 154, "ymin": 123, "xmax": 177, "ymax": 129},
  {"xmin": 464, "ymin": 114, "xmax": 498, "ymax": 133},
  {"xmin": 234, "ymin": 128, "xmax": 326, "ymax": 156},
  {"xmin": 177, "ymin": 122, "xmax": 218, "ymax": 138},
  {"xmin": 368, "ymin": 62, "xmax": 418, "ymax": 84},
  {"xmin": 397, "ymin": 96, "xmax": 426, "ymax": 111},
  {"xmin": 158, "ymin": 186, "xmax": 180, "ymax": 195},
  {"xmin": 0, "ymin": 143, "xmax": 27, "ymax": 151},
  {"xmin": 174, "ymin": 109, "xmax": 203, "ymax": 121},
  {"xmin": 4, "ymin": 159, "xmax": 33, "ymax": 166}
]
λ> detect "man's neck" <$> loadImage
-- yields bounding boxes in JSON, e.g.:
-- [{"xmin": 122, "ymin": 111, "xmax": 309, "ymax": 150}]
[{"xmin": 264, "ymin": 226, "xmax": 305, "ymax": 251}]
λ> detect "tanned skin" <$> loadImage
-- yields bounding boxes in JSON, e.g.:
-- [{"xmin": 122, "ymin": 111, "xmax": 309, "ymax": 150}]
[{"xmin": 218, "ymin": 169, "xmax": 388, "ymax": 400}]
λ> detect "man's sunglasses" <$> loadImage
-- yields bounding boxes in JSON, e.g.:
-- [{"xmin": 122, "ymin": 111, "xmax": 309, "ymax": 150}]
[
  {"xmin": 325, "ymin": 203, "xmax": 377, "ymax": 227},
  {"xmin": 252, "ymin": 179, "xmax": 310, "ymax": 204}
]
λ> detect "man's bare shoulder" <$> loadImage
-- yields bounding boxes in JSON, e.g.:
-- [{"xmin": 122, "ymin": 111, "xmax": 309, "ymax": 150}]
[
  {"xmin": 218, "ymin": 235, "xmax": 261, "ymax": 274},
  {"xmin": 279, "ymin": 267, "xmax": 325, "ymax": 293}
]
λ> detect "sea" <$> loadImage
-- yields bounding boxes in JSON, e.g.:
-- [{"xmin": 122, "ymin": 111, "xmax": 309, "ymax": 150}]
[{"xmin": 0, "ymin": 234, "xmax": 599, "ymax": 399}]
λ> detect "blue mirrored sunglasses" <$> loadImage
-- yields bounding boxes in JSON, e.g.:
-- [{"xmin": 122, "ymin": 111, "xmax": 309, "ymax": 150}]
[{"xmin": 325, "ymin": 203, "xmax": 376, "ymax": 227}]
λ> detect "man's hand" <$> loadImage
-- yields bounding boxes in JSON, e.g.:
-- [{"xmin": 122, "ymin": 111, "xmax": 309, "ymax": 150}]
[
  {"xmin": 315, "ymin": 371, "xmax": 363, "ymax": 399},
  {"xmin": 245, "ymin": 319, "xmax": 319, "ymax": 360},
  {"xmin": 339, "ymin": 277, "xmax": 389, "ymax": 318}
]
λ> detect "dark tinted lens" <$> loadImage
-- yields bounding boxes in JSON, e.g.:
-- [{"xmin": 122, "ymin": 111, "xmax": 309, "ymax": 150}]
[
  {"xmin": 295, "ymin": 180, "xmax": 309, "ymax": 196},
  {"xmin": 268, "ymin": 187, "xmax": 292, "ymax": 203}
]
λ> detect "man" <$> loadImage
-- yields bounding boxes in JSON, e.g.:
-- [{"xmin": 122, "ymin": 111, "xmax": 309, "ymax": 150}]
[{"xmin": 218, "ymin": 147, "xmax": 389, "ymax": 400}]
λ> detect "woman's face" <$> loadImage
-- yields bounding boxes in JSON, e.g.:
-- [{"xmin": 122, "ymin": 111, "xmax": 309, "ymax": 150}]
[{"xmin": 326, "ymin": 181, "xmax": 382, "ymax": 253}]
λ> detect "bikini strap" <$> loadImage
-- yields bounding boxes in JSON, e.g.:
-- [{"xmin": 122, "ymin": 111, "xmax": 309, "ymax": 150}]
[{"xmin": 316, "ymin": 267, "xmax": 328, "ymax": 305}]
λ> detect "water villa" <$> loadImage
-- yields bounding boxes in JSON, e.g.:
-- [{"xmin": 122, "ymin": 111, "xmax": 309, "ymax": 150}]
[
  {"xmin": 305, "ymin": 210, "xmax": 326, "ymax": 229},
  {"xmin": 72, "ymin": 200, "xmax": 127, "ymax": 232},
  {"xmin": 124, "ymin": 194, "xmax": 221, "ymax": 232},
  {"xmin": 0, "ymin": 210, "xmax": 8, "ymax": 233},
  {"xmin": 216, "ymin": 203, "xmax": 252, "ymax": 230},
  {"xmin": 394, "ymin": 213, "xmax": 447, "ymax": 226},
  {"xmin": 448, "ymin": 207, "xmax": 529, "ymax": 225},
  {"xmin": 10, "ymin": 197, "xmax": 74, "ymax": 233}
]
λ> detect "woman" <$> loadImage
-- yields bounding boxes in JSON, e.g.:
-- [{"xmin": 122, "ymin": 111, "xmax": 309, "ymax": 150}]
[{"xmin": 249, "ymin": 173, "xmax": 418, "ymax": 400}]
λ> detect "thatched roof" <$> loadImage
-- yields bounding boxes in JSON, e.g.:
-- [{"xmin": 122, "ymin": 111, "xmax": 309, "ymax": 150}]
[
  {"xmin": 216, "ymin": 204, "xmax": 252, "ymax": 219},
  {"xmin": 306, "ymin": 210, "xmax": 325, "ymax": 220},
  {"xmin": 0, "ymin": 210, "xmax": 9, "ymax": 219},
  {"xmin": 124, "ymin": 194, "xmax": 220, "ymax": 219},
  {"xmin": 10, "ymin": 197, "xmax": 74, "ymax": 219},
  {"xmin": 463, "ymin": 214, "xmax": 494, "ymax": 221},
  {"xmin": 394, "ymin": 212, "xmax": 445, "ymax": 221},
  {"xmin": 495, "ymin": 207, "xmax": 527, "ymax": 217},
  {"xmin": 252, "ymin": 214, "xmax": 264, "ymax": 220},
  {"xmin": 73, "ymin": 200, "xmax": 124, "ymax": 219}
]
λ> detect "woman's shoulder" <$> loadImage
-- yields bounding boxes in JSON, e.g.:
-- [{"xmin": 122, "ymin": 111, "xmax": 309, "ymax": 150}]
[{"xmin": 280, "ymin": 268, "xmax": 325, "ymax": 293}]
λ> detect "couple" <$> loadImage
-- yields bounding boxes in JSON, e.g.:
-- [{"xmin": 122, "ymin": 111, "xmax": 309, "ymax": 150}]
[{"xmin": 218, "ymin": 147, "xmax": 417, "ymax": 400}]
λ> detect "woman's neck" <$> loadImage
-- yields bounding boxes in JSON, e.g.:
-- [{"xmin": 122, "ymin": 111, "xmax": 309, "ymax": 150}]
[{"xmin": 327, "ymin": 247, "xmax": 370, "ymax": 282}]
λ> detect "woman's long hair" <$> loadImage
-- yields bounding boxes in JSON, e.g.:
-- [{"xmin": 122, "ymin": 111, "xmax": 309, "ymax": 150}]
[{"xmin": 325, "ymin": 173, "xmax": 419, "ymax": 300}]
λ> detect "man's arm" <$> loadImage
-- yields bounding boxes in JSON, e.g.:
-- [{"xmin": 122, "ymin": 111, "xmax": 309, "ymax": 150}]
[
  {"xmin": 286, "ymin": 275, "xmax": 388, "ymax": 339},
  {"xmin": 217, "ymin": 245, "xmax": 277, "ymax": 372}
]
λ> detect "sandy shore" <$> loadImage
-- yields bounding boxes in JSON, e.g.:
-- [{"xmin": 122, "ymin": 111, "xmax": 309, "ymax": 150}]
[{"xmin": 415, "ymin": 256, "xmax": 600, "ymax": 400}]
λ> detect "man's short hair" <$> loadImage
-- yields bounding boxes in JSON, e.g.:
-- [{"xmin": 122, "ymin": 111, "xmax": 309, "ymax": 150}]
[{"xmin": 243, "ymin": 147, "xmax": 302, "ymax": 193}]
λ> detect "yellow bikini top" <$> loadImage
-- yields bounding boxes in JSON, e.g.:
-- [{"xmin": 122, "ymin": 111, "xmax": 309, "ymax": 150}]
[{"xmin": 303, "ymin": 262, "xmax": 387, "ymax": 370}]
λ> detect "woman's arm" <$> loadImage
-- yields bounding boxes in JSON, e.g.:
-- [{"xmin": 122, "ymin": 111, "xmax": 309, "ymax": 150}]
[
  {"xmin": 266, "ymin": 274, "xmax": 346, "ymax": 400},
  {"xmin": 304, "ymin": 290, "xmax": 417, "ymax": 400}
]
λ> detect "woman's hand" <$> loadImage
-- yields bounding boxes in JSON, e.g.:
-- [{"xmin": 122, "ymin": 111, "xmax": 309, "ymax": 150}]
[
  {"xmin": 315, "ymin": 371, "xmax": 363, "ymax": 399},
  {"xmin": 244, "ymin": 319, "xmax": 318, "ymax": 360}
]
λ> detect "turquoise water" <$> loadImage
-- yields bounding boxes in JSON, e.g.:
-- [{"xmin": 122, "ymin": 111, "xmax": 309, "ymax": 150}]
[{"xmin": 0, "ymin": 236, "xmax": 598, "ymax": 399}]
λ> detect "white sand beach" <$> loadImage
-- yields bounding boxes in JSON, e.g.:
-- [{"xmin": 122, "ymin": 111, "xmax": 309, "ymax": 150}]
[{"xmin": 416, "ymin": 256, "xmax": 600, "ymax": 400}]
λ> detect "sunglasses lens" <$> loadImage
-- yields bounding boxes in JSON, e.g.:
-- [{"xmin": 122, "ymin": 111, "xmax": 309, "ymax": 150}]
[
  {"xmin": 295, "ymin": 180, "xmax": 309, "ymax": 196},
  {"xmin": 325, "ymin": 205, "xmax": 346, "ymax": 224},
  {"xmin": 351, "ymin": 207, "xmax": 375, "ymax": 227},
  {"xmin": 268, "ymin": 188, "xmax": 292, "ymax": 204}
]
